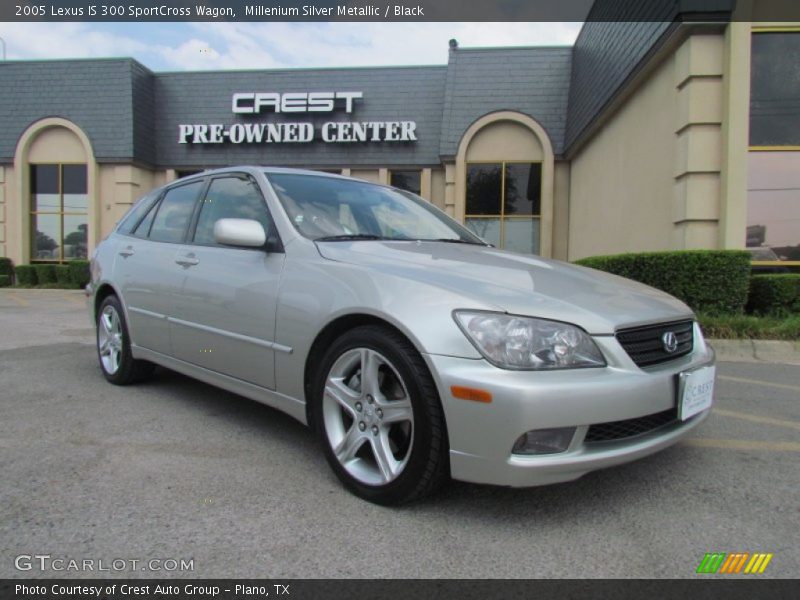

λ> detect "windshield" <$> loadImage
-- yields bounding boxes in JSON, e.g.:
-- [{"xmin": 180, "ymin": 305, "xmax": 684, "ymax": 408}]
[{"xmin": 266, "ymin": 173, "xmax": 486, "ymax": 244}]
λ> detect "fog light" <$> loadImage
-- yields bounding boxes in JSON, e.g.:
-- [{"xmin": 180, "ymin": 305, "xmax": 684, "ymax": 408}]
[{"xmin": 512, "ymin": 427, "xmax": 576, "ymax": 455}]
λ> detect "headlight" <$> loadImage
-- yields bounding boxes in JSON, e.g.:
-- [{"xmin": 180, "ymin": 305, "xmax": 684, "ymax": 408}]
[{"xmin": 453, "ymin": 311, "xmax": 606, "ymax": 370}]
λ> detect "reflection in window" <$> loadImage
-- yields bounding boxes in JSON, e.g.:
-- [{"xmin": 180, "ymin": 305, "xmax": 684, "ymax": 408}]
[
  {"xmin": 30, "ymin": 164, "xmax": 88, "ymax": 262},
  {"xmin": 117, "ymin": 192, "xmax": 159, "ymax": 236},
  {"xmin": 390, "ymin": 171, "xmax": 421, "ymax": 196},
  {"xmin": 193, "ymin": 177, "xmax": 272, "ymax": 245},
  {"xmin": 133, "ymin": 202, "xmax": 158, "ymax": 238},
  {"xmin": 267, "ymin": 173, "xmax": 480, "ymax": 243},
  {"xmin": 747, "ymin": 151, "xmax": 800, "ymax": 262},
  {"xmin": 465, "ymin": 162, "xmax": 542, "ymax": 254},
  {"xmin": 750, "ymin": 32, "xmax": 800, "ymax": 147},
  {"xmin": 149, "ymin": 181, "xmax": 204, "ymax": 244}
]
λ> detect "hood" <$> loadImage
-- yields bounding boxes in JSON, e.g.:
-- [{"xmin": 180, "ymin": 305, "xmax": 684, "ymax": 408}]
[{"xmin": 316, "ymin": 241, "xmax": 693, "ymax": 334}]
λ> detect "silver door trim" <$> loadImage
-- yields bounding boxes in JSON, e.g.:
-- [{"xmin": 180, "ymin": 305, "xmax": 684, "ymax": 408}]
[
  {"xmin": 167, "ymin": 315, "xmax": 293, "ymax": 354},
  {"xmin": 128, "ymin": 306, "xmax": 168, "ymax": 320}
]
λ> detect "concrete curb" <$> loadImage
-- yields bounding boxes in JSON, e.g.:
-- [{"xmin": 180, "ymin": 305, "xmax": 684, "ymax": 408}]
[{"xmin": 709, "ymin": 339, "xmax": 800, "ymax": 365}]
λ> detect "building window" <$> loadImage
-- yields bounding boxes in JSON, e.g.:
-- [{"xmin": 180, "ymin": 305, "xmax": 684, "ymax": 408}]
[
  {"xmin": 750, "ymin": 31, "xmax": 800, "ymax": 148},
  {"xmin": 748, "ymin": 30, "xmax": 800, "ymax": 266},
  {"xmin": 390, "ymin": 170, "xmax": 421, "ymax": 195},
  {"xmin": 465, "ymin": 162, "xmax": 541, "ymax": 254},
  {"xmin": 176, "ymin": 169, "xmax": 203, "ymax": 179},
  {"xmin": 30, "ymin": 164, "xmax": 88, "ymax": 262},
  {"xmin": 747, "ymin": 152, "xmax": 800, "ymax": 264}
]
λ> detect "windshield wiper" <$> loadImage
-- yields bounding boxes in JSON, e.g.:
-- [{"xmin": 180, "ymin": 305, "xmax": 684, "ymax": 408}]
[
  {"xmin": 420, "ymin": 238, "xmax": 487, "ymax": 245},
  {"xmin": 315, "ymin": 234, "xmax": 390, "ymax": 242}
]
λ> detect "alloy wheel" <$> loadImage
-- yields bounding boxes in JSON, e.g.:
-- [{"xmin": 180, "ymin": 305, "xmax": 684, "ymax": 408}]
[
  {"xmin": 98, "ymin": 304, "xmax": 123, "ymax": 375},
  {"xmin": 322, "ymin": 347, "xmax": 415, "ymax": 486}
]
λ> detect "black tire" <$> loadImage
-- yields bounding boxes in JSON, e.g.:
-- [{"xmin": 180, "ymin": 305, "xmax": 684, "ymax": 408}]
[
  {"xmin": 311, "ymin": 325, "xmax": 449, "ymax": 505},
  {"xmin": 96, "ymin": 295, "xmax": 155, "ymax": 385}
]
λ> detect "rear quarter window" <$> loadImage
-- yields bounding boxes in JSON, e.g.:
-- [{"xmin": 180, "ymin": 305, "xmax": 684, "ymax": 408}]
[{"xmin": 116, "ymin": 192, "xmax": 159, "ymax": 235}]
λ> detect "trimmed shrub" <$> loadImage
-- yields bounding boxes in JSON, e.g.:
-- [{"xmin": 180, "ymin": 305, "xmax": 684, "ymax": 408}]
[
  {"xmin": 54, "ymin": 265, "xmax": 73, "ymax": 287},
  {"xmin": 15, "ymin": 265, "xmax": 38, "ymax": 286},
  {"xmin": 34, "ymin": 264, "xmax": 57, "ymax": 285},
  {"xmin": 747, "ymin": 274, "xmax": 800, "ymax": 316},
  {"xmin": 0, "ymin": 257, "xmax": 13, "ymax": 284},
  {"xmin": 68, "ymin": 259, "xmax": 91, "ymax": 289},
  {"xmin": 574, "ymin": 250, "xmax": 751, "ymax": 315},
  {"xmin": 0, "ymin": 274, "xmax": 9, "ymax": 287}
]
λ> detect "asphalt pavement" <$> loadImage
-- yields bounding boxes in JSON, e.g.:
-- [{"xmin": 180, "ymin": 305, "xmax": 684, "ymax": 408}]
[{"xmin": 1, "ymin": 289, "xmax": 797, "ymax": 578}]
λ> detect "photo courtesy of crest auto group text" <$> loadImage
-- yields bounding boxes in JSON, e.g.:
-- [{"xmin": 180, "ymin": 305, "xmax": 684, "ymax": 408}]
[{"xmin": 0, "ymin": 0, "xmax": 798, "ymax": 595}]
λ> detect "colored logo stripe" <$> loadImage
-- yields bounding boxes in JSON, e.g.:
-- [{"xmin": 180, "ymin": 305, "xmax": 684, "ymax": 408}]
[
  {"xmin": 697, "ymin": 553, "xmax": 726, "ymax": 574},
  {"xmin": 697, "ymin": 552, "xmax": 773, "ymax": 574},
  {"xmin": 744, "ymin": 553, "xmax": 773, "ymax": 574},
  {"xmin": 720, "ymin": 553, "xmax": 749, "ymax": 573}
]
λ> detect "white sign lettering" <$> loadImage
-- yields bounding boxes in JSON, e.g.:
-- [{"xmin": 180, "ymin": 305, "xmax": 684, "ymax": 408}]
[
  {"xmin": 178, "ymin": 121, "xmax": 417, "ymax": 144},
  {"xmin": 232, "ymin": 91, "xmax": 363, "ymax": 114},
  {"xmin": 178, "ymin": 91, "xmax": 417, "ymax": 145}
]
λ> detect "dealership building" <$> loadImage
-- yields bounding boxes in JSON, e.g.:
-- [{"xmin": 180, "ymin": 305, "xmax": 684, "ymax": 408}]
[{"xmin": 0, "ymin": 6, "xmax": 798, "ymax": 266}]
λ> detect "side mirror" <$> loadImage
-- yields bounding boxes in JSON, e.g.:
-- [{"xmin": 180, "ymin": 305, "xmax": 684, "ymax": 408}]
[{"xmin": 213, "ymin": 218, "xmax": 267, "ymax": 248}]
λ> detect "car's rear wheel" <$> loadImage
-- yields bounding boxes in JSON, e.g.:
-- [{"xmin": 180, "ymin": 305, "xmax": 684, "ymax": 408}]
[
  {"xmin": 312, "ymin": 325, "xmax": 449, "ymax": 505},
  {"xmin": 96, "ymin": 295, "xmax": 154, "ymax": 385}
]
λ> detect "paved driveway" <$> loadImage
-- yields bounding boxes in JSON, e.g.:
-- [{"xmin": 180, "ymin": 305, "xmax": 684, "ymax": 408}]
[{"xmin": 1, "ymin": 289, "xmax": 797, "ymax": 578}]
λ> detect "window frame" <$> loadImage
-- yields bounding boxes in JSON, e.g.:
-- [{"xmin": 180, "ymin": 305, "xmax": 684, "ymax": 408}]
[
  {"xmin": 29, "ymin": 161, "xmax": 89, "ymax": 263},
  {"xmin": 464, "ymin": 160, "xmax": 543, "ymax": 254}
]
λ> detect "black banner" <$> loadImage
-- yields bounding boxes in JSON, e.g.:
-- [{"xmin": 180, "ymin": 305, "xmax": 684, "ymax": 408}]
[
  {"xmin": 1, "ymin": 580, "xmax": 798, "ymax": 600},
  {"xmin": 3, "ymin": 0, "xmax": 800, "ymax": 23}
]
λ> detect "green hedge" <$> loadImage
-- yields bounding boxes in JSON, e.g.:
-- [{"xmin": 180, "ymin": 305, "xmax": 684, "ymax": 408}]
[
  {"xmin": 15, "ymin": 265, "xmax": 37, "ymax": 286},
  {"xmin": 747, "ymin": 274, "xmax": 800, "ymax": 316},
  {"xmin": 0, "ymin": 257, "xmax": 13, "ymax": 284},
  {"xmin": 0, "ymin": 274, "xmax": 10, "ymax": 288},
  {"xmin": 8, "ymin": 261, "xmax": 90, "ymax": 288},
  {"xmin": 34, "ymin": 264, "xmax": 57, "ymax": 285},
  {"xmin": 574, "ymin": 250, "xmax": 751, "ymax": 315},
  {"xmin": 68, "ymin": 259, "xmax": 90, "ymax": 289},
  {"xmin": 54, "ymin": 265, "xmax": 73, "ymax": 286}
]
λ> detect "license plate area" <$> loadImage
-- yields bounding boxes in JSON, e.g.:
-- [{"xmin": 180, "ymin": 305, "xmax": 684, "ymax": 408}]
[{"xmin": 678, "ymin": 365, "xmax": 716, "ymax": 421}]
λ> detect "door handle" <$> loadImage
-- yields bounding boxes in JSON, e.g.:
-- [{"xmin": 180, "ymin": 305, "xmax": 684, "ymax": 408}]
[
  {"xmin": 175, "ymin": 255, "xmax": 199, "ymax": 267},
  {"xmin": 118, "ymin": 246, "xmax": 135, "ymax": 258}
]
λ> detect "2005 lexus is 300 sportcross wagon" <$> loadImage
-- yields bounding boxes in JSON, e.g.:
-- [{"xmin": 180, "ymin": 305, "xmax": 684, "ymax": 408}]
[{"xmin": 89, "ymin": 166, "xmax": 716, "ymax": 504}]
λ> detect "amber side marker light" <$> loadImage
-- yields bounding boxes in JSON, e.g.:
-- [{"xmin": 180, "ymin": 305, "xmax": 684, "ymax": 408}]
[{"xmin": 451, "ymin": 385, "xmax": 492, "ymax": 403}]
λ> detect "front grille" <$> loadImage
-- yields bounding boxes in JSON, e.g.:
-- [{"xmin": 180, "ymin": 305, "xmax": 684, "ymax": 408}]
[
  {"xmin": 585, "ymin": 408, "xmax": 678, "ymax": 443},
  {"xmin": 616, "ymin": 320, "xmax": 693, "ymax": 367}
]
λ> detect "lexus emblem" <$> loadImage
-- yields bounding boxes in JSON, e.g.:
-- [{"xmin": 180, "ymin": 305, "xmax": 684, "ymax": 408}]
[{"xmin": 662, "ymin": 331, "xmax": 678, "ymax": 354}]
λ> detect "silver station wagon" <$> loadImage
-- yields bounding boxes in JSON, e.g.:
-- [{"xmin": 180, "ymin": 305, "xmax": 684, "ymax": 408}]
[{"xmin": 89, "ymin": 166, "xmax": 716, "ymax": 504}]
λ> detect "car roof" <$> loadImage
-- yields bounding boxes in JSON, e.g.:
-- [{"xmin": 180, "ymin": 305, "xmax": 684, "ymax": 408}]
[{"xmin": 175, "ymin": 166, "xmax": 352, "ymax": 182}]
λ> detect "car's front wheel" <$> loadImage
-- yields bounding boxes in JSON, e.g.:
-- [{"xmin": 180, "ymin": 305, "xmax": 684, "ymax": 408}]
[
  {"xmin": 312, "ymin": 325, "xmax": 449, "ymax": 505},
  {"xmin": 96, "ymin": 295, "xmax": 154, "ymax": 385}
]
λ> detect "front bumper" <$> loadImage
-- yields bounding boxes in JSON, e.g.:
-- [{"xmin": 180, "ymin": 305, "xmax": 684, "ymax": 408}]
[{"xmin": 425, "ymin": 322, "xmax": 715, "ymax": 487}]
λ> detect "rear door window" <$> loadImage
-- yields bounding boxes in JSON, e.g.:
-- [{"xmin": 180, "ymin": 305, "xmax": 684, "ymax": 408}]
[{"xmin": 148, "ymin": 181, "xmax": 204, "ymax": 243}]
